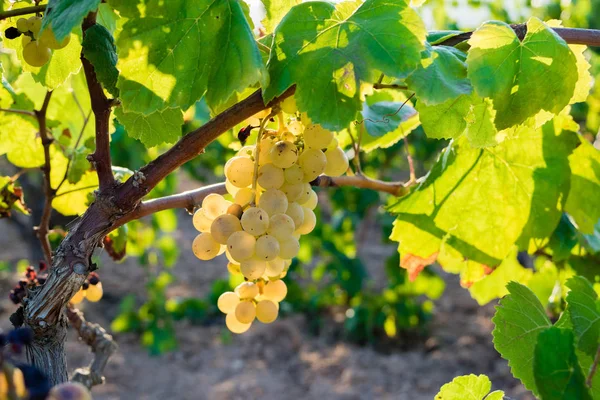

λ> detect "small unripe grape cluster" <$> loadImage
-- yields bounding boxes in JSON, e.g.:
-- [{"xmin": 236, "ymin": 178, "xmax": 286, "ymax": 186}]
[
  {"xmin": 4, "ymin": 16, "xmax": 71, "ymax": 67},
  {"xmin": 192, "ymin": 113, "xmax": 349, "ymax": 333},
  {"xmin": 70, "ymin": 272, "xmax": 103, "ymax": 305}
]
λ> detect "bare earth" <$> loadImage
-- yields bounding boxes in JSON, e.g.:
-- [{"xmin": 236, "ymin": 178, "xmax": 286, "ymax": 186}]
[{"xmin": 0, "ymin": 211, "xmax": 534, "ymax": 400}]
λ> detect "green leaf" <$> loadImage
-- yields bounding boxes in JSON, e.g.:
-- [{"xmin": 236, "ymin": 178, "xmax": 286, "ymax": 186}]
[
  {"xmin": 566, "ymin": 276, "xmax": 600, "ymax": 357},
  {"xmin": 97, "ymin": 3, "xmax": 120, "ymax": 34},
  {"xmin": 66, "ymin": 148, "xmax": 91, "ymax": 184},
  {"xmin": 114, "ymin": 107, "xmax": 183, "ymax": 147},
  {"xmin": 434, "ymin": 374, "xmax": 504, "ymax": 400},
  {"xmin": 427, "ymin": 30, "xmax": 465, "ymax": 45},
  {"xmin": 264, "ymin": 0, "xmax": 426, "ymax": 130},
  {"xmin": 466, "ymin": 18, "xmax": 578, "ymax": 130},
  {"xmin": 82, "ymin": 24, "xmax": 119, "ymax": 97},
  {"xmin": 360, "ymin": 103, "xmax": 420, "ymax": 152},
  {"xmin": 41, "ymin": 0, "xmax": 102, "ymax": 41},
  {"xmin": 261, "ymin": 0, "xmax": 299, "ymax": 33},
  {"xmin": 416, "ymin": 93, "xmax": 472, "ymax": 140},
  {"xmin": 361, "ymin": 101, "xmax": 417, "ymax": 138},
  {"xmin": 406, "ymin": 44, "xmax": 471, "ymax": 105},
  {"xmin": 464, "ymin": 97, "xmax": 498, "ymax": 148},
  {"xmin": 389, "ymin": 120, "xmax": 575, "ymax": 269},
  {"xmin": 0, "ymin": 113, "xmax": 44, "ymax": 167},
  {"xmin": 533, "ymin": 327, "xmax": 592, "ymax": 400},
  {"xmin": 116, "ymin": 0, "xmax": 266, "ymax": 114},
  {"xmin": 565, "ymin": 137, "xmax": 600, "ymax": 234},
  {"xmin": 492, "ymin": 282, "xmax": 551, "ymax": 396}
]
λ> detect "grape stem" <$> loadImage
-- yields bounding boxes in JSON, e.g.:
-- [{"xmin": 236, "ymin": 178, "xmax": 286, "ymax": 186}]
[
  {"xmin": 250, "ymin": 109, "xmax": 278, "ymax": 206},
  {"xmin": 0, "ymin": 4, "xmax": 47, "ymax": 20},
  {"xmin": 0, "ymin": 108, "xmax": 36, "ymax": 117},
  {"xmin": 587, "ymin": 344, "xmax": 600, "ymax": 387}
]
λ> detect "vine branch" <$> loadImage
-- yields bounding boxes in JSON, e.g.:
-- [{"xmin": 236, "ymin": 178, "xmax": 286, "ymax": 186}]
[
  {"xmin": 0, "ymin": 108, "xmax": 36, "ymax": 117},
  {"xmin": 0, "ymin": 5, "xmax": 46, "ymax": 20},
  {"xmin": 35, "ymin": 91, "xmax": 54, "ymax": 265},
  {"xmin": 587, "ymin": 345, "xmax": 600, "ymax": 387}
]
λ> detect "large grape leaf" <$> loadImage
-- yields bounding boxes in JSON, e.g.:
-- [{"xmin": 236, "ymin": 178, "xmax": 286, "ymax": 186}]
[
  {"xmin": 82, "ymin": 24, "xmax": 119, "ymax": 97},
  {"xmin": 466, "ymin": 18, "xmax": 578, "ymax": 130},
  {"xmin": 566, "ymin": 276, "xmax": 600, "ymax": 357},
  {"xmin": 41, "ymin": 0, "xmax": 101, "ymax": 41},
  {"xmin": 116, "ymin": 0, "xmax": 266, "ymax": 115},
  {"xmin": 406, "ymin": 44, "xmax": 471, "ymax": 106},
  {"xmin": 565, "ymin": 138, "xmax": 600, "ymax": 234},
  {"xmin": 533, "ymin": 327, "xmax": 592, "ymax": 400},
  {"xmin": 0, "ymin": 112, "xmax": 44, "ymax": 167},
  {"xmin": 114, "ymin": 107, "xmax": 183, "ymax": 147},
  {"xmin": 492, "ymin": 282, "xmax": 551, "ymax": 396},
  {"xmin": 261, "ymin": 0, "xmax": 299, "ymax": 33},
  {"xmin": 435, "ymin": 374, "xmax": 504, "ymax": 400},
  {"xmin": 264, "ymin": 0, "xmax": 426, "ymax": 131},
  {"xmin": 389, "ymin": 119, "xmax": 575, "ymax": 273}
]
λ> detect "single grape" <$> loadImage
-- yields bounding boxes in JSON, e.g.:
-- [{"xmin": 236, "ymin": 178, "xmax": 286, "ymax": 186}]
[
  {"xmin": 227, "ymin": 262, "xmax": 241, "ymax": 275},
  {"xmin": 267, "ymin": 213, "xmax": 295, "ymax": 240},
  {"xmin": 217, "ymin": 291, "xmax": 240, "ymax": 314},
  {"xmin": 39, "ymin": 28, "xmax": 71, "ymax": 49},
  {"xmin": 237, "ymin": 145, "xmax": 255, "ymax": 158},
  {"xmin": 21, "ymin": 35, "xmax": 31, "ymax": 47},
  {"xmin": 258, "ymin": 136, "xmax": 277, "ymax": 165},
  {"xmin": 299, "ymin": 148, "xmax": 327, "ymax": 182},
  {"xmin": 304, "ymin": 124, "xmax": 334, "ymax": 149},
  {"xmin": 280, "ymin": 182, "xmax": 303, "ymax": 202},
  {"xmin": 301, "ymin": 190, "xmax": 318, "ymax": 210},
  {"xmin": 241, "ymin": 207, "xmax": 269, "ymax": 235},
  {"xmin": 22, "ymin": 41, "xmax": 52, "ymax": 67},
  {"xmin": 234, "ymin": 187, "xmax": 254, "ymax": 206},
  {"xmin": 287, "ymin": 120, "xmax": 303, "ymax": 135},
  {"xmin": 296, "ymin": 207, "xmax": 316, "ymax": 235},
  {"xmin": 227, "ymin": 231, "xmax": 256, "ymax": 262},
  {"xmin": 226, "ymin": 312, "xmax": 252, "ymax": 334},
  {"xmin": 202, "ymin": 194, "xmax": 231, "ymax": 219},
  {"xmin": 262, "ymin": 279, "xmax": 287, "ymax": 302},
  {"xmin": 296, "ymin": 183, "xmax": 312, "ymax": 204},
  {"xmin": 16, "ymin": 18, "xmax": 28, "ymax": 33},
  {"xmin": 269, "ymin": 141, "xmax": 298, "ymax": 168},
  {"xmin": 210, "ymin": 214, "xmax": 242, "ymax": 244},
  {"xmin": 27, "ymin": 16, "xmax": 42, "ymax": 36},
  {"xmin": 324, "ymin": 147, "xmax": 349, "ymax": 177},
  {"xmin": 279, "ymin": 130, "xmax": 296, "ymax": 142},
  {"xmin": 285, "ymin": 202, "xmax": 305, "ymax": 228},
  {"xmin": 235, "ymin": 300, "xmax": 256, "ymax": 324},
  {"xmin": 280, "ymin": 96, "xmax": 297, "ymax": 114},
  {"xmin": 235, "ymin": 281, "xmax": 259, "ymax": 299},
  {"xmin": 193, "ymin": 208, "xmax": 213, "ymax": 232},
  {"xmin": 256, "ymin": 300, "xmax": 279, "ymax": 323},
  {"xmin": 284, "ymin": 164, "xmax": 304, "ymax": 184},
  {"xmin": 227, "ymin": 203, "xmax": 243, "ymax": 219},
  {"xmin": 225, "ymin": 179, "xmax": 240, "ymax": 196},
  {"xmin": 70, "ymin": 288, "xmax": 85, "ymax": 305},
  {"xmin": 257, "ymin": 163, "xmax": 284, "ymax": 189},
  {"xmin": 327, "ymin": 137, "xmax": 339, "ymax": 150},
  {"xmin": 240, "ymin": 258, "xmax": 267, "ymax": 280},
  {"xmin": 85, "ymin": 282, "xmax": 103, "ymax": 302},
  {"xmin": 192, "ymin": 232, "xmax": 221, "ymax": 261},
  {"xmin": 279, "ymin": 237, "xmax": 300, "ymax": 259},
  {"xmin": 48, "ymin": 382, "xmax": 92, "ymax": 400},
  {"xmin": 266, "ymin": 258, "xmax": 285, "ymax": 277},
  {"xmin": 258, "ymin": 189, "xmax": 288, "ymax": 216},
  {"xmin": 255, "ymin": 235, "xmax": 280, "ymax": 261},
  {"xmin": 225, "ymin": 156, "xmax": 254, "ymax": 188}
]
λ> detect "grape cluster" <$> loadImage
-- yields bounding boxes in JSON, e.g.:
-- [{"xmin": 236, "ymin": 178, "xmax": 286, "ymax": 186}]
[
  {"xmin": 4, "ymin": 16, "xmax": 70, "ymax": 67},
  {"xmin": 192, "ymin": 111, "xmax": 349, "ymax": 333},
  {"xmin": 70, "ymin": 272, "xmax": 103, "ymax": 305}
]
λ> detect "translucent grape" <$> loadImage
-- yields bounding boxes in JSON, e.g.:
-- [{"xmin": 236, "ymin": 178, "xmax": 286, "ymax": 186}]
[
  {"xmin": 234, "ymin": 187, "xmax": 254, "ymax": 206},
  {"xmin": 192, "ymin": 232, "xmax": 221, "ymax": 260},
  {"xmin": 296, "ymin": 183, "xmax": 312, "ymax": 204},
  {"xmin": 85, "ymin": 283, "xmax": 103, "ymax": 302},
  {"xmin": 202, "ymin": 194, "xmax": 231, "ymax": 219},
  {"xmin": 299, "ymin": 149, "xmax": 327, "ymax": 182},
  {"xmin": 262, "ymin": 280, "xmax": 288, "ymax": 302},
  {"xmin": 217, "ymin": 291, "xmax": 240, "ymax": 314},
  {"xmin": 71, "ymin": 289, "xmax": 85, "ymax": 305},
  {"xmin": 39, "ymin": 29, "xmax": 70, "ymax": 49},
  {"xmin": 210, "ymin": 214, "xmax": 242, "ymax": 244},
  {"xmin": 193, "ymin": 208, "xmax": 213, "ymax": 232},
  {"xmin": 284, "ymin": 164, "xmax": 304, "ymax": 184},
  {"xmin": 235, "ymin": 300, "xmax": 256, "ymax": 324},
  {"xmin": 304, "ymin": 124, "xmax": 334, "ymax": 149},
  {"xmin": 227, "ymin": 262, "xmax": 241, "ymax": 275},
  {"xmin": 16, "ymin": 18, "xmax": 28, "ymax": 33},
  {"xmin": 256, "ymin": 300, "xmax": 279, "ymax": 323},
  {"xmin": 327, "ymin": 137, "xmax": 339, "ymax": 151},
  {"xmin": 235, "ymin": 281, "xmax": 259, "ymax": 299},
  {"xmin": 258, "ymin": 189, "xmax": 288, "ymax": 216},
  {"xmin": 301, "ymin": 190, "xmax": 318, "ymax": 210},
  {"xmin": 267, "ymin": 214, "xmax": 296, "ymax": 240},
  {"xmin": 237, "ymin": 145, "xmax": 255, "ymax": 158},
  {"xmin": 296, "ymin": 207, "xmax": 316, "ymax": 235},
  {"xmin": 287, "ymin": 120, "xmax": 303, "ymax": 135},
  {"xmin": 279, "ymin": 237, "xmax": 300, "ymax": 259},
  {"xmin": 27, "ymin": 16, "xmax": 42, "ymax": 35},
  {"xmin": 240, "ymin": 258, "xmax": 267, "ymax": 280},
  {"xmin": 269, "ymin": 141, "xmax": 298, "ymax": 168},
  {"xmin": 241, "ymin": 207, "xmax": 270, "ymax": 235},
  {"xmin": 225, "ymin": 156, "xmax": 254, "ymax": 188},
  {"xmin": 266, "ymin": 258, "xmax": 285, "ymax": 277},
  {"xmin": 227, "ymin": 231, "xmax": 256, "ymax": 262},
  {"xmin": 280, "ymin": 96, "xmax": 297, "ymax": 114},
  {"xmin": 280, "ymin": 131, "xmax": 296, "ymax": 142},
  {"xmin": 258, "ymin": 136, "xmax": 277, "ymax": 165},
  {"xmin": 226, "ymin": 312, "xmax": 252, "ymax": 334},
  {"xmin": 257, "ymin": 163, "xmax": 284, "ymax": 189},
  {"xmin": 22, "ymin": 41, "xmax": 52, "ymax": 67},
  {"xmin": 324, "ymin": 147, "xmax": 349, "ymax": 177},
  {"xmin": 255, "ymin": 235, "xmax": 280, "ymax": 261},
  {"xmin": 280, "ymin": 182, "xmax": 303, "ymax": 202},
  {"xmin": 285, "ymin": 202, "xmax": 305, "ymax": 228},
  {"xmin": 225, "ymin": 179, "xmax": 240, "ymax": 196}
]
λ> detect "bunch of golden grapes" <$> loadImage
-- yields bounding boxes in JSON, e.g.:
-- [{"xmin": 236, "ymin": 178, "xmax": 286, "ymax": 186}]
[
  {"xmin": 192, "ymin": 100, "xmax": 349, "ymax": 333},
  {"xmin": 70, "ymin": 272, "xmax": 103, "ymax": 305}
]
